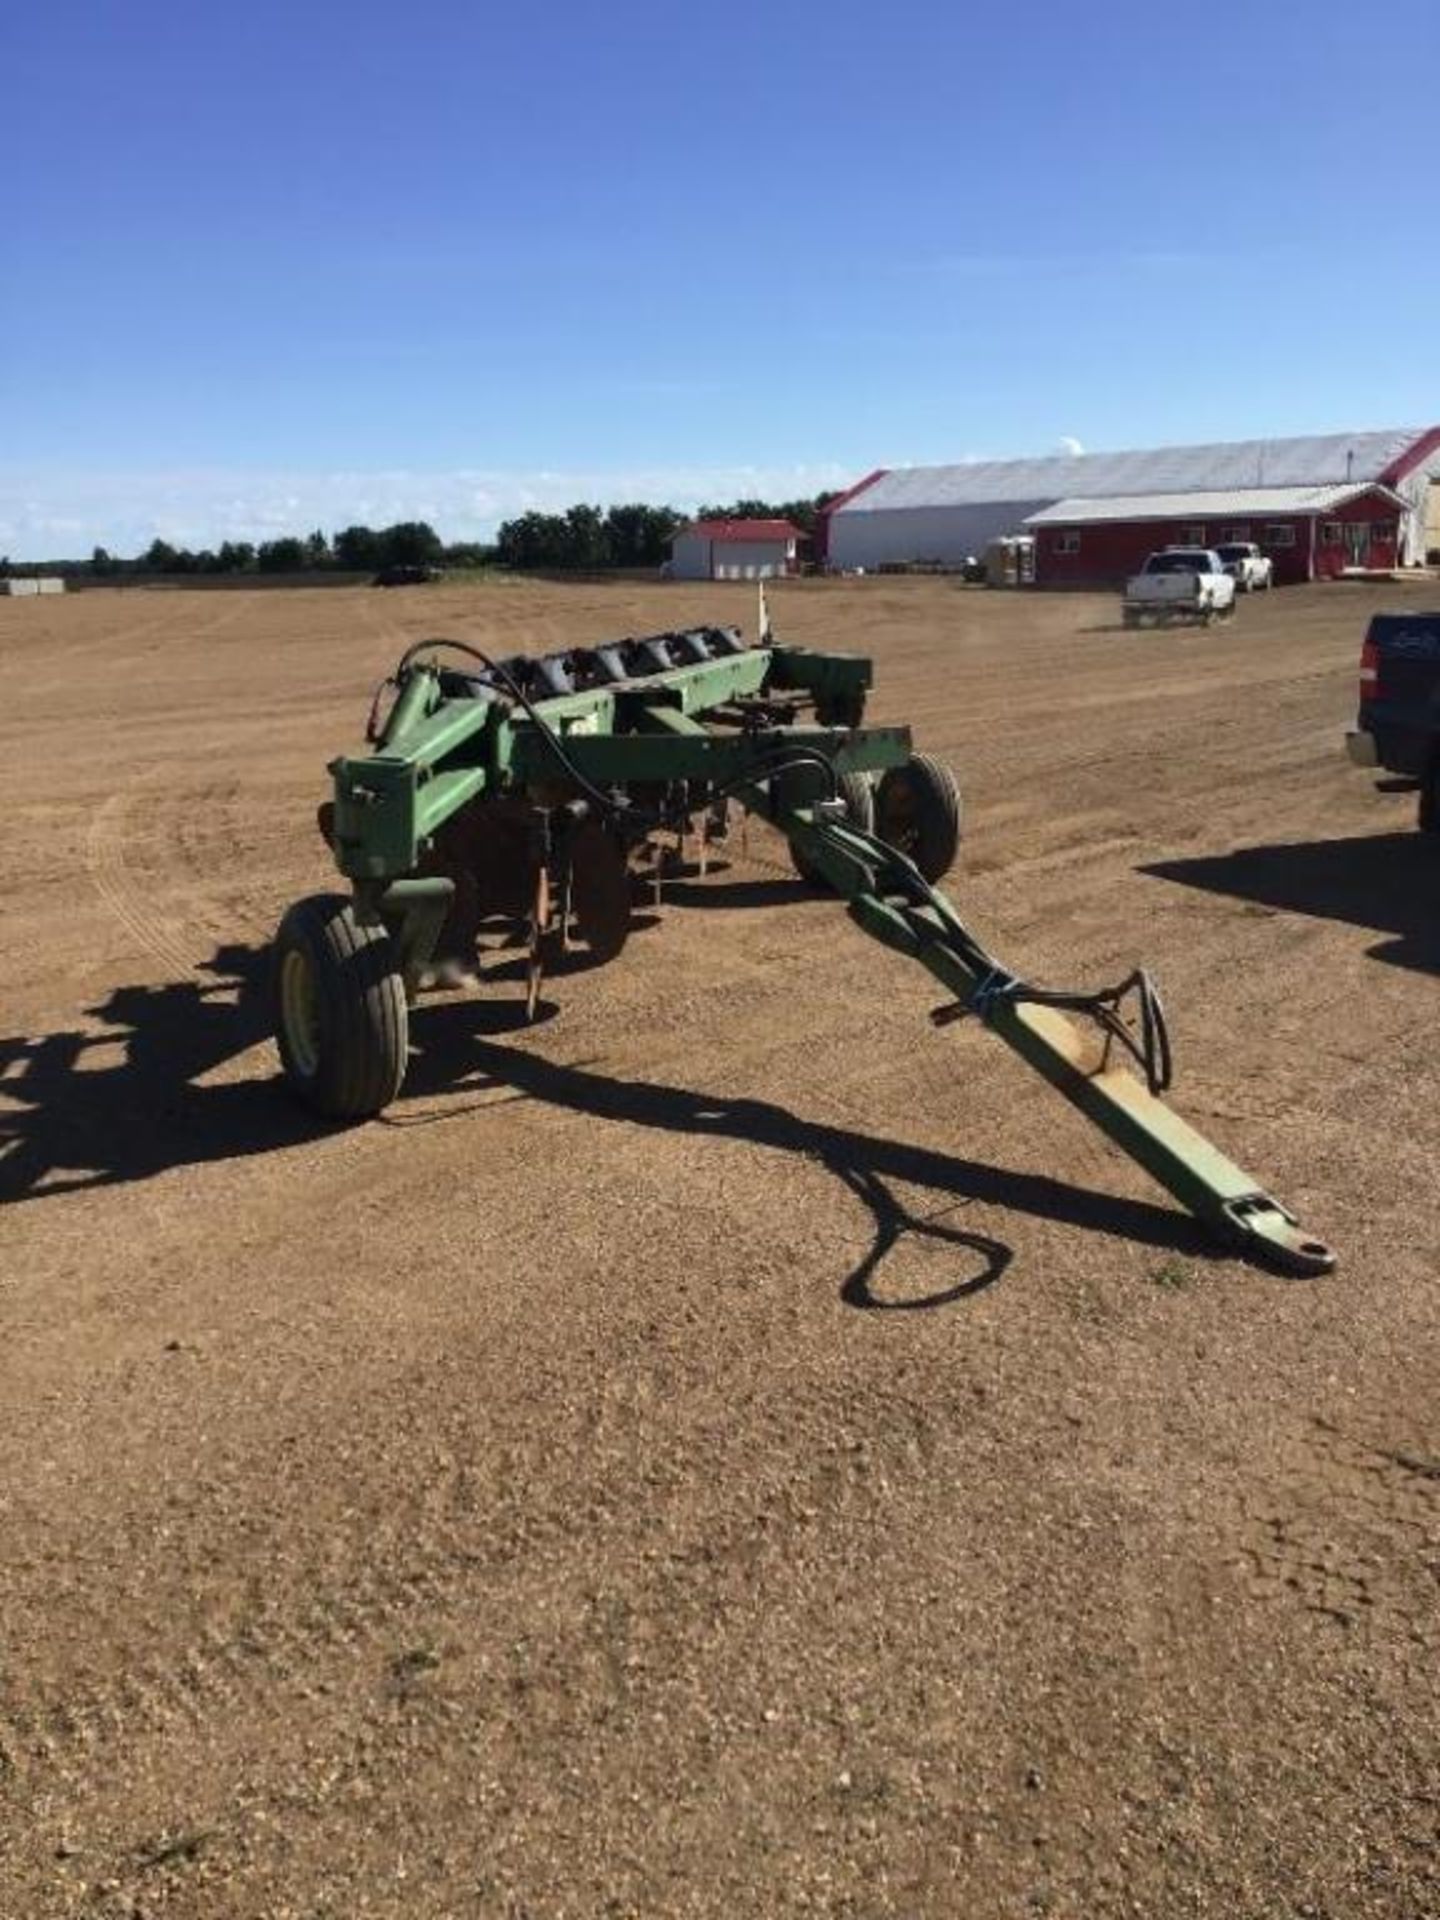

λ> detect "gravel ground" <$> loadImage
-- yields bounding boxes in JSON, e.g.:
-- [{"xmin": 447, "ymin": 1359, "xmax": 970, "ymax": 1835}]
[{"xmin": 1, "ymin": 576, "xmax": 1436, "ymax": 1919}]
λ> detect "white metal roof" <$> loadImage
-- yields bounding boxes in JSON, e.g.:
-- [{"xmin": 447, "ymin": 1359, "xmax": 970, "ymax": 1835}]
[
  {"xmin": 836, "ymin": 430, "xmax": 1432, "ymax": 514},
  {"xmin": 1024, "ymin": 483, "xmax": 1406, "ymax": 527}
]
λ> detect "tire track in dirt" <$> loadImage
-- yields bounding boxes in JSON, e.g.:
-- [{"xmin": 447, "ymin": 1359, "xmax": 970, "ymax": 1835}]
[
  {"xmin": 83, "ymin": 787, "xmax": 201, "ymax": 983},
  {"xmin": 18, "ymin": 590, "xmax": 258, "ymax": 688},
  {"xmin": 0, "ymin": 1505, "xmax": 465, "ymax": 1784},
  {"xmin": 0, "ymin": 1351, "xmax": 919, "ymax": 1805},
  {"xmin": 164, "ymin": 775, "xmax": 285, "ymax": 947},
  {"xmin": 1233, "ymin": 1419, "xmax": 1439, "ymax": 1647},
  {"xmin": 356, "ymin": 580, "xmax": 572, "ymax": 665},
  {"xmin": 82, "ymin": 770, "xmax": 282, "ymax": 986}
]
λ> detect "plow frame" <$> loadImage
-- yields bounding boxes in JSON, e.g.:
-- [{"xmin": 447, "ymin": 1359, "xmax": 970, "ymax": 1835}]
[{"xmin": 279, "ymin": 619, "xmax": 1335, "ymax": 1278}]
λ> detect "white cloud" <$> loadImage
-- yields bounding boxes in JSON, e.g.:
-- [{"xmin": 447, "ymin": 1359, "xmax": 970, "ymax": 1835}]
[
  {"xmin": 1057, "ymin": 436, "xmax": 1085, "ymax": 457},
  {"xmin": 0, "ymin": 462, "xmax": 858, "ymax": 560}
]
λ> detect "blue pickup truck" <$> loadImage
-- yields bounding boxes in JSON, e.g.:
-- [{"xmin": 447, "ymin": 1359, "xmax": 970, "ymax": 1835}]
[{"xmin": 1346, "ymin": 612, "xmax": 1440, "ymax": 832}]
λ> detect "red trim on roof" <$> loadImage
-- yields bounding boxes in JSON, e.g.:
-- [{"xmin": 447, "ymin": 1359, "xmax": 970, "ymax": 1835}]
[
  {"xmin": 1380, "ymin": 426, "xmax": 1440, "ymax": 486},
  {"xmin": 812, "ymin": 470, "xmax": 888, "ymax": 560},
  {"xmin": 820, "ymin": 469, "xmax": 888, "ymax": 517},
  {"xmin": 683, "ymin": 519, "xmax": 800, "ymax": 543}
]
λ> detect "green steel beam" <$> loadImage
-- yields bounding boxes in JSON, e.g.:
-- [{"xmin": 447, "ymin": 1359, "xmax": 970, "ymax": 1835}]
[
  {"xmin": 508, "ymin": 723, "xmax": 912, "ymax": 788},
  {"xmin": 620, "ymin": 648, "xmax": 773, "ymax": 715},
  {"xmin": 328, "ymin": 650, "xmax": 911, "ymax": 880},
  {"xmin": 766, "ymin": 644, "xmax": 872, "ymax": 719},
  {"xmin": 781, "ymin": 807, "xmax": 1336, "ymax": 1277}
]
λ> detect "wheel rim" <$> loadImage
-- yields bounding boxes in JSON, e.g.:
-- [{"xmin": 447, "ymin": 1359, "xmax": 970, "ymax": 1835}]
[
  {"xmin": 878, "ymin": 777, "xmax": 921, "ymax": 855},
  {"xmin": 280, "ymin": 947, "xmax": 321, "ymax": 1078}
]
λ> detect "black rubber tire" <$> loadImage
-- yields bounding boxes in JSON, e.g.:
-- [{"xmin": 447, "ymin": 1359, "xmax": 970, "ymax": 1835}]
[
  {"xmin": 1420, "ymin": 755, "xmax": 1440, "ymax": 835},
  {"xmin": 782, "ymin": 769, "xmax": 874, "ymax": 888},
  {"xmin": 271, "ymin": 893, "xmax": 409, "ymax": 1119},
  {"xmin": 567, "ymin": 819, "xmax": 632, "ymax": 961},
  {"xmin": 875, "ymin": 753, "xmax": 963, "ymax": 881}
]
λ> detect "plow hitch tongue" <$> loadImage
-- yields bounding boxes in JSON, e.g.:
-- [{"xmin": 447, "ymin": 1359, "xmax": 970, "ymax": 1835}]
[
  {"xmin": 272, "ymin": 610, "xmax": 1336, "ymax": 1276},
  {"xmin": 782, "ymin": 806, "xmax": 1335, "ymax": 1279},
  {"xmin": 1218, "ymin": 1196, "xmax": 1336, "ymax": 1279}
]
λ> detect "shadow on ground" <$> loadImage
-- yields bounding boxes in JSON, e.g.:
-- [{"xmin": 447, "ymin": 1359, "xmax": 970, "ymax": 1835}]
[
  {"xmin": 1141, "ymin": 831, "xmax": 1440, "ymax": 973},
  {"xmin": 0, "ymin": 941, "xmax": 1216, "ymax": 1304},
  {"xmin": 0, "ymin": 945, "xmax": 550, "ymax": 1207},
  {"xmin": 660, "ymin": 874, "xmax": 811, "ymax": 911}
]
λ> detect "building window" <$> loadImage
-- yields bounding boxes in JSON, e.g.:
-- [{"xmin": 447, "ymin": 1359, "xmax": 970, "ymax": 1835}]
[
  {"xmin": 1372, "ymin": 521, "xmax": 1394, "ymax": 544},
  {"xmin": 1053, "ymin": 532, "xmax": 1081, "ymax": 555},
  {"xmin": 1320, "ymin": 522, "xmax": 1343, "ymax": 546},
  {"xmin": 1220, "ymin": 525, "xmax": 1251, "ymax": 543},
  {"xmin": 1183, "ymin": 524, "xmax": 1207, "ymax": 545},
  {"xmin": 1264, "ymin": 524, "xmax": 1296, "ymax": 548}
]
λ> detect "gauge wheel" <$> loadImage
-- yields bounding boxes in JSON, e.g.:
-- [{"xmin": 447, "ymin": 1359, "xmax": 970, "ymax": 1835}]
[
  {"xmin": 272, "ymin": 894, "xmax": 409, "ymax": 1118},
  {"xmin": 875, "ymin": 753, "xmax": 963, "ymax": 881},
  {"xmin": 781, "ymin": 768, "xmax": 875, "ymax": 888}
]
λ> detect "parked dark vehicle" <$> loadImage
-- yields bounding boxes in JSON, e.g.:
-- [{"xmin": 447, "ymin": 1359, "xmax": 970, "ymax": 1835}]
[
  {"xmin": 372, "ymin": 564, "xmax": 439, "ymax": 588},
  {"xmin": 1346, "ymin": 611, "xmax": 1440, "ymax": 831}
]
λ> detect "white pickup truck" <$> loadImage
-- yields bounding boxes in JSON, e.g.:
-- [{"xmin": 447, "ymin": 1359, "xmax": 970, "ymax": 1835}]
[
  {"xmin": 1214, "ymin": 541, "xmax": 1274, "ymax": 592},
  {"xmin": 1123, "ymin": 548, "xmax": 1238, "ymax": 627}
]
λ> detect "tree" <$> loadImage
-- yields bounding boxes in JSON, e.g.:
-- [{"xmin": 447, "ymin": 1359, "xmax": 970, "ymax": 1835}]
[
  {"xmin": 374, "ymin": 521, "xmax": 444, "ymax": 569},
  {"xmin": 775, "ymin": 496, "xmax": 828, "ymax": 536},
  {"xmin": 604, "ymin": 503, "xmax": 681, "ymax": 568},
  {"xmin": 143, "ymin": 538, "xmax": 181, "ymax": 572},
  {"xmin": 689, "ymin": 494, "xmax": 836, "ymax": 537},
  {"xmin": 90, "ymin": 546, "xmax": 118, "ymax": 576},
  {"xmin": 698, "ymin": 497, "xmax": 775, "ymax": 524},
  {"xmin": 495, "ymin": 511, "xmax": 568, "ymax": 570},
  {"xmin": 494, "ymin": 505, "xmax": 632, "ymax": 571},
  {"xmin": 442, "ymin": 540, "xmax": 494, "ymax": 569},
  {"xmin": 561, "ymin": 504, "xmax": 608, "ymax": 570},
  {"xmin": 304, "ymin": 529, "xmax": 330, "ymax": 567},
  {"xmin": 257, "ymin": 537, "xmax": 306, "ymax": 572},
  {"xmin": 334, "ymin": 525, "xmax": 381, "ymax": 571}
]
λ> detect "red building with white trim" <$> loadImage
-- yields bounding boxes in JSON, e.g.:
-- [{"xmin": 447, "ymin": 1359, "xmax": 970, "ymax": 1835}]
[{"xmin": 1026, "ymin": 482, "xmax": 1407, "ymax": 587}]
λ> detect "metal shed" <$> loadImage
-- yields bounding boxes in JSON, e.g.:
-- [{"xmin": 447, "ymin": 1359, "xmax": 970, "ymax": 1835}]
[
  {"xmin": 0, "ymin": 577, "xmax": 66, "ymax": 596},
  {"xmin": 821, "ymin": 429, "xmax": 1440, "ymax": 576},
  {"xmin": 669, "ymin": 519, "xmax": 801, "ymax": 582}
]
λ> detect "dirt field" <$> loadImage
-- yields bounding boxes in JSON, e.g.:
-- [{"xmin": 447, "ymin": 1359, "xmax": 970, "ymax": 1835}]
[{"xmin": 2, "ymin": 576, "xmax": 1437, "ymax": 1918}]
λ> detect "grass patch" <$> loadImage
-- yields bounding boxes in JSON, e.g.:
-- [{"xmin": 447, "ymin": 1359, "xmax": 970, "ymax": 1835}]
[
  {"xmin": 137, "ymin": 1828, "xmax": 212, "ymax": 1870},
  {"xmin": 1150, "ymin": 1258, "xmax": 1192, "ymax": 1292}
]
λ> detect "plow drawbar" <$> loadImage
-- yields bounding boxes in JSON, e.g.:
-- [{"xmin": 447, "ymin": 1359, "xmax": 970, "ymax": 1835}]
[{"xmin": 271, "ymin": 599, "xmax": 1335, "ymax": 1278}]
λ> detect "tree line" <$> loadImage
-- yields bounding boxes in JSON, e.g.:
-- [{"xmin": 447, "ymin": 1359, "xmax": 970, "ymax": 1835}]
[
  {"xmin": 4, "ymin": 521, "xmax": 485, "ymax": 581},
  {"xmin": 493, "ymin": 494, "xmax": 838, "ymax": 571},
  {"xmin": 0, "ymin": 493, "xmax": 840, "ymax": 580}
]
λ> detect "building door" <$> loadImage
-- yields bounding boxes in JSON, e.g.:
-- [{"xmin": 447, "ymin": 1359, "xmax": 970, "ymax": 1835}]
[{"xmin": 1343, "ymin": 522, "xmax": 1370, "ymax": 567}]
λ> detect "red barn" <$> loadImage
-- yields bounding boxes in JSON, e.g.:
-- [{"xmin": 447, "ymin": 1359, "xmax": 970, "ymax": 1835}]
[{"xmin": 1026, "ymin": 483, "xmax": 1408, "ymax": 588}]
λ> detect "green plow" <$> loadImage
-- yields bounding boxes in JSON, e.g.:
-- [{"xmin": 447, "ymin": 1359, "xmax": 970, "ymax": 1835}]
[{"xmin": 271, "ymin": 597, "xmax": 1335, "ymax": 1278}]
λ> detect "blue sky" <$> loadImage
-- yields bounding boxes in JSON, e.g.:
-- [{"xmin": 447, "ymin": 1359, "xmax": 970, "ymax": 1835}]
[{"xmin": 3, "ymin": 0, "xmax": 1437, "ymax": 556}]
